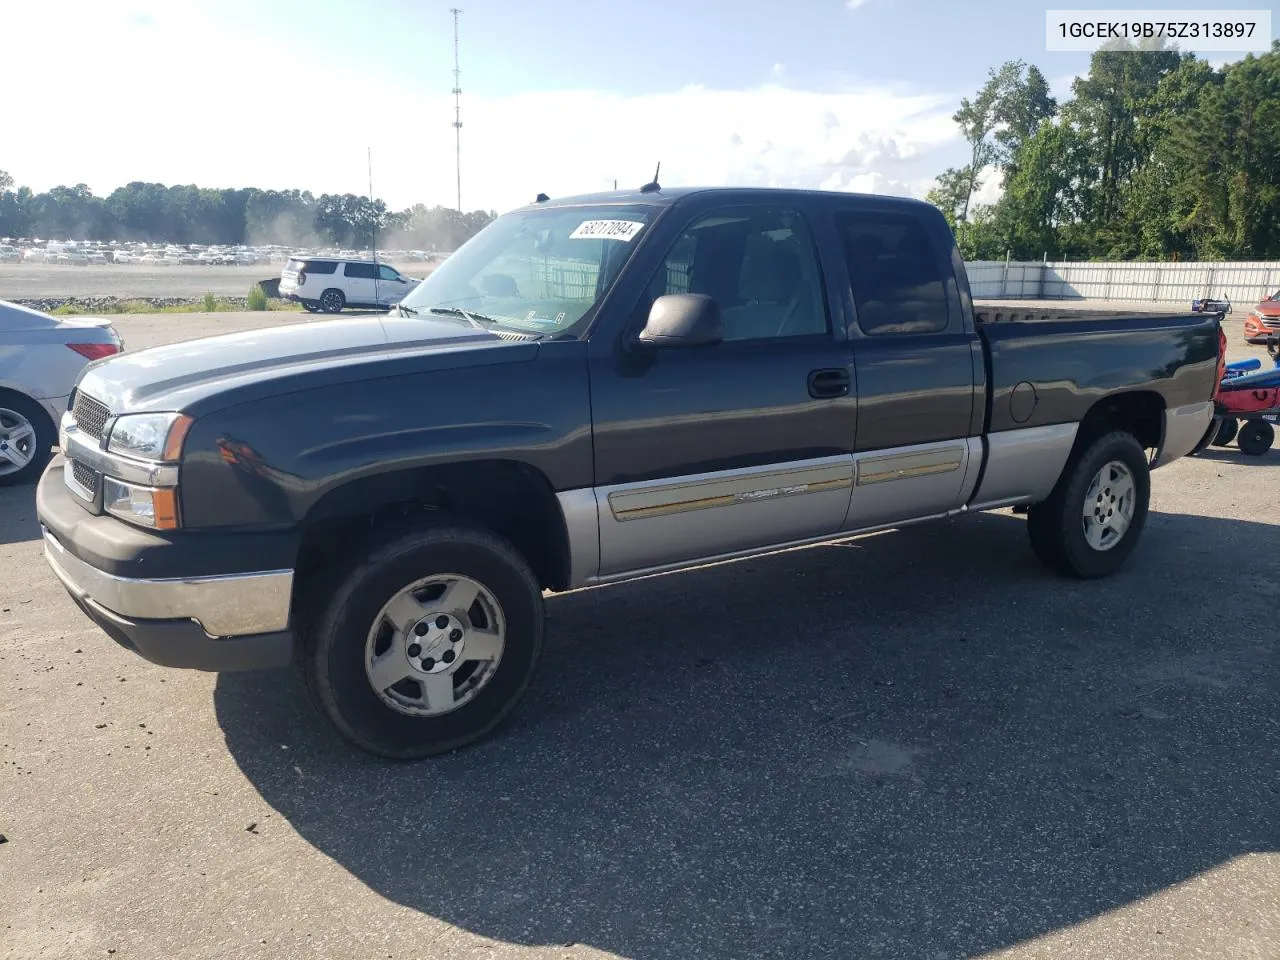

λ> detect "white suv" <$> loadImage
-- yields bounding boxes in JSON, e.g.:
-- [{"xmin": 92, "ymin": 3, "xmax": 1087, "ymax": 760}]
[{"xmin": 279, "ymin": 256, "xmax": 421, "ymax": 313}]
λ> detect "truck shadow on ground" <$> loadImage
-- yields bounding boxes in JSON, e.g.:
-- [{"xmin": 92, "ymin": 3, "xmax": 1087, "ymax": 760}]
[
  {"xmin": 0, "ymin": 485, "xmax": 41, "ymax": 545},
  {"xmin": 214, "ymin": 509, "xmax": 1280, "ymax": 960},
  {"xmin": 1188, "ymin": 446, "xmax": 1280, "ymax": 465}
]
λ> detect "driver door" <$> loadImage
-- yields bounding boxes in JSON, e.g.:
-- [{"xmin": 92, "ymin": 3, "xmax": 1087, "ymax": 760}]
[
  {"xmin": 377, "ymin": 263, "xmax": 413, "ymax": 306},
  {"xmin": 586, "ymin": 203, "xmax": 858, "ymax": 578}
]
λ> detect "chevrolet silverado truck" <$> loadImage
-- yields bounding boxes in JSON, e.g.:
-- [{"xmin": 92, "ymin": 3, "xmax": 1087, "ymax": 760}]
[{"xmin": 37, "ymin": 187, "xmax": 1226, "ymax": 759}]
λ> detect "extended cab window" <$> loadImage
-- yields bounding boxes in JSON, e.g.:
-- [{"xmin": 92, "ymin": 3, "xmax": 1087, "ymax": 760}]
[
  {"xmin": 647, "ymin": 208, "xmax": 828, "ymax": 342},
  {"xmin": 836, "ymin": 211, "xmax": 949, "ymax": 336},
  {"xmin": 344, "ymin": 262, "xmax": 376, "ymax": 280}
]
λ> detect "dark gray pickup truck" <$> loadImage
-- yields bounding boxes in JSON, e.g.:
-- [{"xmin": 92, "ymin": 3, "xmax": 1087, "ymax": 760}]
[{"xmin": 37, "ymin": 186, "xmax": 1226, "ymax": 758}]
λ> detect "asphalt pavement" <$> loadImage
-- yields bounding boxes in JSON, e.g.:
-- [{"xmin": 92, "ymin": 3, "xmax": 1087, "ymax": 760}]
[{"xmin": 1, "ymin": 313, "xmax": 1277, "ymax": 960}]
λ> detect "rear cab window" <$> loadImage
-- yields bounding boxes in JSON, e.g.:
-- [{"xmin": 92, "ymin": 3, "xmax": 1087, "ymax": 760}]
[{"xmin": 835, "ymin": 210, "xmax": 950, "ymax": 336}]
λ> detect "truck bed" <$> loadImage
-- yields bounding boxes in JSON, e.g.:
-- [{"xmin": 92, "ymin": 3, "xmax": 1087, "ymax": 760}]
[
  {"xmin": 973, "ymin": 299, "xmax": 1210, "ymax": 324},
  {"xmin": 976, "ymin": 309, "xmax": 1223, "ymax": 434}
]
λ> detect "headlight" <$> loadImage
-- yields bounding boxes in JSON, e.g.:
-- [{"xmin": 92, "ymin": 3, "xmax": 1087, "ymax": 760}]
[
  {"xmin": 103, "ymin": 477, "xmax": 180, "ymax": 530},
  {"xmin": 106, "ymin": 412, "xmax": 193, "ymax": 461}
]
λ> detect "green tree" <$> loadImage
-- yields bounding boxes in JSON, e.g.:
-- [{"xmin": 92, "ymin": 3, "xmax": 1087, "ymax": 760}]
[
  {"xmin": 951, "ymin": 66, "xmax": 1009, "ymax": 221},
  {"xmin": 991, "ymin": 62, "xmax": 1057, "ymax": 179},
  {"xmin": 1063, "ymin": 38, "xmax": 1182, "ymax": 238},
  {"xmin": 925, "ymin": 166, "xmax": 973, "ymax": 230}
]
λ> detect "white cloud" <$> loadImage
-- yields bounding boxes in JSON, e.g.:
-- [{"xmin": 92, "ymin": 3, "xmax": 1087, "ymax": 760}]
[
  {"xmin": 1049, "ymin": 72, "xmax": 1083, "ymax": 103},
  {"xmin": 2, "ymin": 1, "xmax": 967, "ymax": 216},
  {"xmin": 846, "ymin": 0, "xmax": 876, "ymax": 8},
  {"xmin": 771, "ymin": 62, "xmax": 787, "ymax": 78},
  {"xmin": 970, "ymin": 164, "xmax": 1005, "ymax": 208}
]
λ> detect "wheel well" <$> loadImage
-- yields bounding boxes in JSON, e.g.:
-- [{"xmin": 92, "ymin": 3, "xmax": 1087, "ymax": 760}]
[
  {"xmin": 1075, "ymin": 391, "xmax": 1164, "ymax": 455},
  {"xmin": 0, "ymin": 387, "xmax": 53, "ymax": 427},
  {"xmin": 292, "ymin": 460, "xmax": 571, "ymax": 613}
]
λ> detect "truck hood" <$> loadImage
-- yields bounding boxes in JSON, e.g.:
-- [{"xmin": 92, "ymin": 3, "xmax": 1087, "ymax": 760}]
[{"xmin": 74, "ymin": 314, "xmax": 529, "ymax": 415}]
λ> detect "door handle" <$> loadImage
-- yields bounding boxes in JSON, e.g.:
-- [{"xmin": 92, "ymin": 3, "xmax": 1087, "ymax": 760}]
[{"xmin": 808, "ymin": 368, "xmax": 851, "ymax": 399}]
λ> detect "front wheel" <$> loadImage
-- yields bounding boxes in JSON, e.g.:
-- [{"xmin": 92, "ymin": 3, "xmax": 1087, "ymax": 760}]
[
  {"xmin": 301, "ymin": 522, "xmax": 545, "ymax": 759},
  {"xmin": 1026, "ymin": 430, "xmax": 1151, "ymax": 579}
]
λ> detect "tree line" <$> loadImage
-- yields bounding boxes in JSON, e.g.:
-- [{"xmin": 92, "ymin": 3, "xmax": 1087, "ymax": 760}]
[
  {"xmin": 0, "ymin": 172, "xmax": 496, "ymax": 252},
  {"xmin": 927, "ymin": 39, "xmax": 1280, "ymax": 261}
]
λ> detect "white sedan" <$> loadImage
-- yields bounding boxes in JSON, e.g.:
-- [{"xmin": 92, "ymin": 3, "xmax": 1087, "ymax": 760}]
[{"xmin": 0, "ymin": 300, "xmax": 123, "ymax": 485}]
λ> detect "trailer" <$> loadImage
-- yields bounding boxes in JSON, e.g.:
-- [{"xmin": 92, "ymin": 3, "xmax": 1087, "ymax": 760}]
[{"xmin": 1209, "ymin": 346, "xmax": 1280, "ymax": 456}]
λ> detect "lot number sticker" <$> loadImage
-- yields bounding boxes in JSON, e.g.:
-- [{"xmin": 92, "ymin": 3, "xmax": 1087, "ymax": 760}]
[{"xmin": 570, "ymin": 219, "xmax": 645, "ymax": 241}]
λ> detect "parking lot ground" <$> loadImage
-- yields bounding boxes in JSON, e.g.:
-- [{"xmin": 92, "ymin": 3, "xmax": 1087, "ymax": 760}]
[
  {"xmin": 0, "ymin": 261, "xmax": 428, "ymax": 301},
  {"xmin": 1, "ymin": 313, "xmax": 1277, "ymax": 960}
]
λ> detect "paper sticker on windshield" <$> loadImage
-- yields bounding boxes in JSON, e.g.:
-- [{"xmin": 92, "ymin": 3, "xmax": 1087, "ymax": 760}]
[{"xmin": 570, "ymin": 219, "xmax": 644, "ymax": 242}]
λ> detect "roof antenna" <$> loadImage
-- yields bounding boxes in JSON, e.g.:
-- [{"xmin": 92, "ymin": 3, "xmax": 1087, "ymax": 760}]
[
  {"xmin": 639, "ymin": 161, "xmax": 662, "ymax": 193},
  {"xmin": 535, "ymin": 192, "xmax": 550, "ymax": 203}
]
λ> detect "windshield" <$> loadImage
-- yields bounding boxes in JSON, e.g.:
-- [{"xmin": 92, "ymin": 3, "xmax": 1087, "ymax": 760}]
[{"xmin": 397, "ymin": 203, "xmax": 657, "ymax": 337}]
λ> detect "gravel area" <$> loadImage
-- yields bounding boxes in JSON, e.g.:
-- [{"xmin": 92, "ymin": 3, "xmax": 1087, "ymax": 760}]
[{"xmin": 0, "ymin": 313, "xmax": 1276, "ymax": 960}]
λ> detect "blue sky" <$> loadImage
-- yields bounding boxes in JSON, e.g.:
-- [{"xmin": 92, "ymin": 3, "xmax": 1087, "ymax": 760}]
[
  {"xmin": 199, "ymin": 0, "xmax": 1099, "ymax": 97},
  {"xmin": 3, "ymin": 0, "xmax": 1252, "ymax": 215}
]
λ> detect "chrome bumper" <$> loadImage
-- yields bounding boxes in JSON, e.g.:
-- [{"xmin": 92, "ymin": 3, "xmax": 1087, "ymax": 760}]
[{"xmin": 42, "ymin": 527, "xmax": 293, "ymax": 638}]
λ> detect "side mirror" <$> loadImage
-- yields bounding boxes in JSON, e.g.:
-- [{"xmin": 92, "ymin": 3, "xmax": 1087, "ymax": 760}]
[{"xmin": 633, "ymin": 294, "xmax": 723, "ymax": 349}]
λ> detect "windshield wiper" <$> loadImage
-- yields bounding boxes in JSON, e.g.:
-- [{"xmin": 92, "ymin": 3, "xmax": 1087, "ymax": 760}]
[
  {"xmin": 395, "ymin": 303, "xmax": 418, "ymax": 317},
  {"xmin": 427, "ymin": 306, "xmax": 492, "ymax": 330}
]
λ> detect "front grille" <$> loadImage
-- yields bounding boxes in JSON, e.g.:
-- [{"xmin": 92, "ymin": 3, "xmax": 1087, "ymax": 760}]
[
  {"xmin": 71, "ymin": 460, "xmax": 97, "ymax": 490},
  {"xmin": 71, "ymin": 392, "xmax": 110, "ymax": 439},
  {"xmin": 65, "ymin": 457, "xmax": 98, "ymax": 503},
  {"xmin": 1263, "ymin": 317, "xmax": 1280, "ymax": 329}
]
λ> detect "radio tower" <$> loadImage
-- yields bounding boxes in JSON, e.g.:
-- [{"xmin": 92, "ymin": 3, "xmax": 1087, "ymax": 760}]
[{"xmin": 450, "ymin": 7, "xmax": 463, "ymax": 213}]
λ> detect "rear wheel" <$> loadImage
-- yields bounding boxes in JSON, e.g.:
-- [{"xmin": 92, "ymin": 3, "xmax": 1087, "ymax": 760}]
[
  {"xmin": 301, "ymin": 522, "xmax": 545, "ymax": 760},
  {"xmin": 1212, "ymin": 417, "xmax": 1239, "ymax": 447},
  {"xmin": 1237, "ymin": 419, "xmax": 1274, "ymax": 456},
  {"xmin": 1026, "ymin": 430, "xmax": 1150, "ymax": 579},
  {"xmin": 0, "ymin": 392, "xmax": 55, "ymax": 487},
  {"xmin": 318, "ymin": 288, "xmax": 346, "ymax": 314}
]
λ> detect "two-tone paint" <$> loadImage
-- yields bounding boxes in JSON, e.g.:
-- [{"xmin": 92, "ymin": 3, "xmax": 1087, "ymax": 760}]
[{"xmin": 38, "ymin": 186, "xmax": 1222, "ymax": 662}]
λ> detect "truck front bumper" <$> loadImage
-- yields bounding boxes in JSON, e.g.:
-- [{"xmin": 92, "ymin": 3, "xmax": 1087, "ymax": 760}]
[{"xmin": 37, "ymin": 459, "xmax": 295, "ymax": 672}]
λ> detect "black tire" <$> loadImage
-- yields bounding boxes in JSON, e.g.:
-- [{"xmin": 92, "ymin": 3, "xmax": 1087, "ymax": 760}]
[
  {"xmin": 1212, "ymin": 417, "xmax": 1239, "ymax": 447},
  {"xmin": 1026, "ymin": 430, "xmax": 1151, "ymax": 579},
  {"xmin": 301, "ymin": 522, "xmax": 545, "ymax": 760},
  {"xmin": 0, "ymin": 391, "xmax": 55, "ymax": 487},
  {"xmin": 1237, "ymin": 419, "xmax": 1274, "ymax": 456},
  {"xmin": 318, "ymin": 288, "xmax": 346, "ymax": 314}
]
